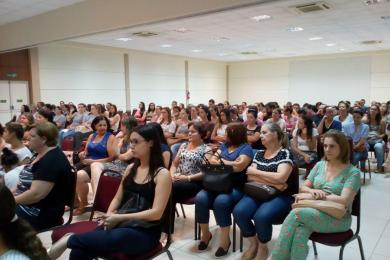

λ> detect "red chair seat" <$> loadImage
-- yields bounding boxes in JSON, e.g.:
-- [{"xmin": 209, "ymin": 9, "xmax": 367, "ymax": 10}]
[
  {"xmin": 103, "ymin": 242, "xmax": 163, "ymax": 260},
  {"xmin": 180, "ymin": 197, "xmax": 195, "ymax": 204},
  {"xmin": 51, "ymin": 221, "xmax": 99, "ymax": 243},
  {"xmin": 310, "ymin": 229, "xmax": 353, "ymax": 246}
]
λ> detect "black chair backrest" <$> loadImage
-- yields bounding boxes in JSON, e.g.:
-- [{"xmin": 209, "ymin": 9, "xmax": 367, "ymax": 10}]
[
  {"xmin": 286, "ymin": 164, "xmax": 299, "ymax": 195},
  {"xmin": 64, "ymin": 167, "xmax": 77, "ymax": 225},
  {"xmin": 351, "ymin": 190, "xmax": 361, "ymax": 217}
]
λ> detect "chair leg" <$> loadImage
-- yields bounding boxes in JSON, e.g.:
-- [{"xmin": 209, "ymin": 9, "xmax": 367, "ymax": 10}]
[
  {"xmin": 194, "ymin": 220, "xmax": 198, "ymax": 240},
  {"xmin": 175, "ymin": 207, "xmax": 179, "ymax": 218},
  {"xmin": 312, "ymin": 241, "xmax": 318, "ymax": 256},
  {"xmin": 360, "ymin": 161, "xmax": 366, "ymax": 185},
  {"xmin": 240, "ymin": 232, "xmax": 243, "ymax": 252},
  {"xmin": 233, "ymin": 220, "xmax": 236, "ymax": 252},
  {"xmin": 198, "ymin": 223, "xmax": 201, "ymax": 241},
  {"xmin": 180, "ymin": 204, "xmax": 186, "ymax": 219},
  {"xmin": 357, "ymin": 236, "xmax": 366, "ymax": 260},
  {"xmin": 339, "ymin": 244, "xmax": 345, "ymax": 260},
  {"xmin": 166, "ymin": 249, "xmax": 173, "ymax": 260}
]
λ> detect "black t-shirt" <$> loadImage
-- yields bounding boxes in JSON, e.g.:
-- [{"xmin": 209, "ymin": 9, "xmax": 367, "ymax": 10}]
[
  {"xmin": 32, "ymin": 147, "xmax": 73, "ymax": 214},
  {"xmin": 247, "ymin": 125, "xmax": 264, "ymax": 150}
]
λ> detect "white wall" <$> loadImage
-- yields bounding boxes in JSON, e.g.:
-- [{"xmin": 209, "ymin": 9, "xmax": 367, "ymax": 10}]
[
  {"xmin": 228, "ymin": 60, "xmax": 289, "ymax": 104},
  {"xmin": 228, "ymin": 52, "xmax": 390, "ymax": 105},
  {"xmin": 188, "ymin": 59, "xmax": 226, "ymax": 105},
  {"xmin": 128, "ymin": 51, "xmax": 186, "ymax": 108},
  {"xmin": 38, "ymin": 43, "xmax": 127, "ymax": 110},
  {"xmin": 36, "ymin": 43, "xmax": 227, "ymax": 109}
]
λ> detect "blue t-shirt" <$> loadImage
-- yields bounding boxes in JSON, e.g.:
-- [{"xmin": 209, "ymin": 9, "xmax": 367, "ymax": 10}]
[
  {"xmin": 219, "ymin": 143, "xmax": 253, "ymax": 188},
  {"xmin": 323, "ymin": 120, "xmax": 342, "ymax": 133}
]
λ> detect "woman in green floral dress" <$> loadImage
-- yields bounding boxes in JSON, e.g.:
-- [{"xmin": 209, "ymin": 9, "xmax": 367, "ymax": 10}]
[{"xmin": 268, "ymin": 130, "xmax": 361, "ymax": 260}]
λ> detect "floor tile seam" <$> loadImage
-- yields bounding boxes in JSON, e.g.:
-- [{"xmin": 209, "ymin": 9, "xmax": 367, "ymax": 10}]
[{"xmin": 370, "ymin": 218, "xmax": 390, "ymax": 259}]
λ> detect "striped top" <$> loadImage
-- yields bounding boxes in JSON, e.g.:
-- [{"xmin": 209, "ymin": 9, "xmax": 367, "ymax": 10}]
[{"xmin": 0, "ymin": 250, "xmax": 30, "ymax": 260}]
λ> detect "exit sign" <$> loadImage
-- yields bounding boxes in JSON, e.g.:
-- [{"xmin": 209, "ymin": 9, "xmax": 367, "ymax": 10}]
[{"xmin": 6, "ymin": 72, "xmax": 17, "ymax": 78}]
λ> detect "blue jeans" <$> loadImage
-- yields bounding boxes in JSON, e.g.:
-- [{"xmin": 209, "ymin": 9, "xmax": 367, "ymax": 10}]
[
  {"xmin": 369, "ymin": 141, "xmax": 385, "ymax": 168},
  {"xmin": 233, "ymin": 194, "xmax": 293, "ymax": 243},
  {"xmin": 195, "ymin": 188, "xmax": 243, "ymax": 227},
  {"xmin": 67, "ymin": 227, "xmax": 160, "ymax": 260},
  {"xmin": 351, "ymin": 150, "xmax": 368, "ymax": 166}
]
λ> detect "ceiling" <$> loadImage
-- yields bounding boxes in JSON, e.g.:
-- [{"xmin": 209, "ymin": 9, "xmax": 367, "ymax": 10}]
[
  {"xmin": 0, "ymin": 0, "xmax": 84, "ymax": 26},
  {"xmin": 71, "ymin": 0, "xmax": 390, "ymax": 61}
]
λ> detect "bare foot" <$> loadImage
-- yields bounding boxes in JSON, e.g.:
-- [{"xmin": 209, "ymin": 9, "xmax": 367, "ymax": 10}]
[
  {"xmin": 254, "ymin": 243, "xmax": 268, "ymax": 260},
  {"xmin": 242, "ymin": 244, "xmax": 258, "ymax": 260},
  {"xmin": 47, "ymin": 233, "xmax": 73, "ymax": 260}
]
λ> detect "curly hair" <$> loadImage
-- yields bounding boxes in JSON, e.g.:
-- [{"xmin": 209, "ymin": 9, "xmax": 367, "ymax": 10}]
[{"xmin": 0, "ymin": 185, "xmax": 49, "ymax": 260}]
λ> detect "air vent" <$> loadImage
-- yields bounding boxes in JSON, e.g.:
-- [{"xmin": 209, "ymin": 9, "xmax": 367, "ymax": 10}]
[
  {"xmin": 240, "ymin": 51, "xmax": 258, "ymax": 55},
  {"xmin": 132, "ymin": 31, "xmax": 158, "ymax": 37},
  {"xmin": 361, "ymin": 40, "xmax": 382, "ymax": 44},
  {"xmin": 290, "ymin": 2, "xmax": 333, "ymax": 14}
]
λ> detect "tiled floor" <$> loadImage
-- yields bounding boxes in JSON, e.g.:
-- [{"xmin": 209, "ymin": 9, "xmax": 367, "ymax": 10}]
[{"xmin": 39, "ymin": 165, "xmax": 390, "ymax": 260}]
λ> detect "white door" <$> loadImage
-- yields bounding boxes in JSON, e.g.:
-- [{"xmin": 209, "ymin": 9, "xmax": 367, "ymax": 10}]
[
  {"xmin": 0, "ymin": 80, "xmax": 29, "ymax": 125},
  {"xmin": 0, "ymin": 81, "xmax": 12, "ymax": 125},
  {"xmin": 10, "ymin": 81, "xmax": 29, "ymax": 119}
]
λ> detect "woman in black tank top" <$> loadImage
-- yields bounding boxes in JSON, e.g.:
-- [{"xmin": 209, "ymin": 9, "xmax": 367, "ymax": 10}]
[{"xmin": 48, "ymin": 124, "xmax": 172, "ymax": 259}]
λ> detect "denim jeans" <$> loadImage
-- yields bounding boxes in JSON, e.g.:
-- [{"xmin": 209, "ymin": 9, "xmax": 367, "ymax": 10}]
[
  {"xmin": 67, "ymin": 226, "xmax": 160, "ymax": 260},
  {"xmin": 351, "ymin": 150, "xmax": 368, "ymax": 167},
  {"xmin": 195, "ymin": 188, "xmax": 243, "ymax": 227},
  {"xmin": 233, "ymin": 194, "xmax": 293, "ymax": 243},
  {"xmin": 369, "ymin": 141, "xmax": 385, "ymax": 168}
]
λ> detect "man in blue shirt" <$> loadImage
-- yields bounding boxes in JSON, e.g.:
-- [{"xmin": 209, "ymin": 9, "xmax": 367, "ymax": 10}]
[{"xmin": 342, "ymin": 109, "xmax": 369, "ymax": 166}]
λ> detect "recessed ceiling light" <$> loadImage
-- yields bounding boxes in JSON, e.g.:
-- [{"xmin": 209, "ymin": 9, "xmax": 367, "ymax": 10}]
[
  {"xmin": 216, "ymin": 37, "xmax": 230, "ymax": 42},
  {"xmin": 251, "ymin": 15, "xmax": 272, "ymax": 21},
  {"xmin": 326, "ymin": 43, "xmax": 336, "ymax": 47},
  {"xmin": 191, "ymin": 49, "xmax": 203, "ymax": 53},
  {"xmin": 365, "ymin": 0, "xmax": 390, "ymax": 5},
  {"xmin": 174, "ymin": 27, "xmax": 189, "ymax": 33},
  {"xmin": 287, "ymin": 27, "xmax": 304, "ymax": 32},
  {"xmin": 217, "ymin": 53, "xmax": 229, "ymax": 56},
  {"xmin": 160, "ymin": 44, "xmax": 172, "ymax": 48},
  {"xmin": 240, "ymin": 51, "xmax": 258, "ymax": 55},
  {"xmin": 309, "ymin": 37, "xmax": 323, "ymax": 41},
  {"xmin": 339, "ymin": 48, "xmax": 346, "ymax": 51},
  {"xmin": 361, "ymin": 40, "xmax": 383, "ymax": 44},
  {"xmin": 116, "ymin": 37, "xmax": 132, "ymax": 42}
]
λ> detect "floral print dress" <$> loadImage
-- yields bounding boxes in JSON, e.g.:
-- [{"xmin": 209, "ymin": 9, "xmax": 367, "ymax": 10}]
[{"xmin": 271, "ymin": 161, "xmax": 361, "ymax": 260}]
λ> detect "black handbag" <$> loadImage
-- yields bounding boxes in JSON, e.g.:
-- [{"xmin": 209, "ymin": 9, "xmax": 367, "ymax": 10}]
[
  {"xmin": 116, "ymin": 191, "xmax": 159, "ymax": 229},
  {"xmin": 244, "ymin": 182, "xmax": 280, "ymax": 201},
  {"xmin": 201, "ymin": 151, "xmax": 234, "ymax": 193}
]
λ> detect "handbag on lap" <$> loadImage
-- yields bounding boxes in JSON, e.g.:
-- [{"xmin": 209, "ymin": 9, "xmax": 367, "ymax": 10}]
[
  {"xmin": 244, "ymin": 182, "xmax": 281, "ymax": 201},
  {"xmin": 292, "ymin": 199, "xmax": 347, "ymax": 219},
  {"xmin": 201, "ymin": 151, "xmax": 234, "ymax": 193}
]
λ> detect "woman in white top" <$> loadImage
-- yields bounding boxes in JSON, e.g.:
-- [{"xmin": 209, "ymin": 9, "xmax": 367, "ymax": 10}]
[
  {"xmin": 108, "ymin": 104, "xmax": 121, "ymax": 132},
  {"xmin": 3, "ymin": 123, "xmax": 32, "ymax": 165},
  {"xmin": 211, "ymin": 108, "xmax": 231, "ymax": 144},
  {"xmin": 159, "ymin": 107, "xmax": 176, "ymax": 139},
  {"xmin": 334, "ymin": 101, "xmax": 353, "ymax": 127},
  {"xmin": 0, "ymin": 148, "xmax": 24, "ymax": 190},
  {"xmin": 291, "ymin": 115, "xmax": 319, "ymax": 167},
  {"xmin": 266, "ymin": 108, "xmax": 286, "ymax": 132}
]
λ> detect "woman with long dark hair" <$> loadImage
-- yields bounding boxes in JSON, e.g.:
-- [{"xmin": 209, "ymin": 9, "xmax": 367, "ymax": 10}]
[
  {"xmin": 363, "ymin": 104, "xmax": 386, "ymax": 173},
  {"xmin": 134, "ymin": 102, "xmax": 147, "ymax": 125},
  {"xmin": 291, "ymin": 115, "xmax": 319, "ymax": 167},
  {"xmin": 0, "ymin": 185, "xmax": 48, "ymax": 259},
  {"xmin": 47, "ymin": 124, "xmax": 172, "ymax": 259}
]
